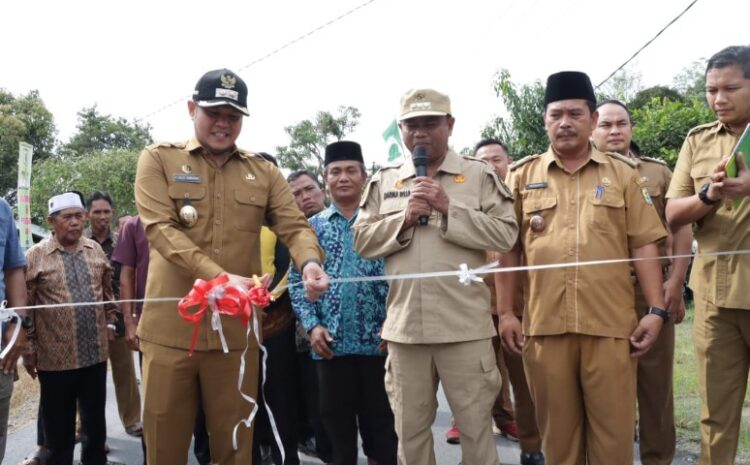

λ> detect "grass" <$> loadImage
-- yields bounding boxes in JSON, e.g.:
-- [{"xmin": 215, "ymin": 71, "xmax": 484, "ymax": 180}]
[
  {"xmin": 673, "ymin": 304, "xmax": 750, "ymax": 464},
  {"xmin": 8, "ymin": 360, "xmax": 40, "ymax": 433}
]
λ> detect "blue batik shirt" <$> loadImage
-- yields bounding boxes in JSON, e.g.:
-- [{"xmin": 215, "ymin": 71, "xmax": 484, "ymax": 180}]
[{"xmin": 289, "ymin": 204, "xmax": 388, "ymax": 359}]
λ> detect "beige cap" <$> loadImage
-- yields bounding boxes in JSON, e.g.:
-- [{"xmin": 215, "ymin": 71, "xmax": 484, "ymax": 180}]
[{"xmin": 399, "ymin": 88, "xmax": 452, "ymax": 121}]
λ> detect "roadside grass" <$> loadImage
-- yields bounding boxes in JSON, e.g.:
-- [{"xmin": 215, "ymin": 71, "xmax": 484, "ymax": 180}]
[
  {"xmin": 673, "ymin": 305, "xmax": 750, "ymax": 464},
  {"xmin": 8, "ymin": 360, "xmax": 39, "ymax": 433}
]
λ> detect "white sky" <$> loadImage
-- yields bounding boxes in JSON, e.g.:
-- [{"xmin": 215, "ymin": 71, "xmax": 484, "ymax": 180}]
[{"xmin": 1, "ymin": 0, "xmax": 748, "ymax": 167}]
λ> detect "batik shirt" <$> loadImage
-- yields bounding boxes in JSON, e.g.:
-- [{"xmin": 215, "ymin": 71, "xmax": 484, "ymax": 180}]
[
  {"xmin": 26, "ymin": 235, "xmax": 116, "ymax": 371},
  {"xmin": 290, "ymin": 204, "xmax": 388, "ymax": 359}
]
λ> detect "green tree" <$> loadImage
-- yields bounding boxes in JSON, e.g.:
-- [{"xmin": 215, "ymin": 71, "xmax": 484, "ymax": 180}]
[
  {"xmin": 629, "ymin": 86, "xmax": 684, "ymax": 110},
  {"xmin": 673, "ymin": 59, "xmax": 707, "ymax": 102},
  {"xmin": 276, "ymin": 106, "xmax": 360, "ymax": 180},
  {"xmin": 60, "ymin": 105, "xmax": 152, "ymax": 157},
  {"xmin": 0, "ymin": 89, "xmax": 56, "ymax": 198},
  {"xmin": 597, "ymin": 69, "xmax": 643, "ymax": 103},
  {"xmin": 30, "ymin": 149, "xmax": 139, "ymax": 226},
  {"xmin": 632, "ymin": 98, "xmax": 714, "ymax": 167},
  {"xmin": 482, "ymin": 69, "xmax": 547, "ymax": 158}
]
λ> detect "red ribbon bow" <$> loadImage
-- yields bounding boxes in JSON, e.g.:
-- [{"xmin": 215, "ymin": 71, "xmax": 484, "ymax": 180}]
[{"xmin": 178, "ymin": 275, "xmax": 272, "ymax": 355}]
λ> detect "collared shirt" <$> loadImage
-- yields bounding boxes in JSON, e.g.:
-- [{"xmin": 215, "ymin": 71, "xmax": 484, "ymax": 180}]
[
  {"xmin": 112, "ymin": 216, "xmax": 149, "ymax": 316},
  {"xmin": 0, "ymin": 199, "xmax": 26, "ymax": 352},
  {"xmin": 508, "ymin": 145, "xmax": 666, "ymax": 338},
  {"xmin": 134, "ymin": 138, "xmax": 324, "ymax": 351},
  {"xmin": 290, "ymin": 204, "xmax": 388, "ymax": 359},
  {"xmin": 353, "ymin": 150, "xmax": 518, "ymax": 344},
  {"xmin": 25, "ymin": 235, "xmax": 116, "ymax": 371},
  {"xmin": 666, "ymin": 121, "xmax": 750, "ymax": 309}
]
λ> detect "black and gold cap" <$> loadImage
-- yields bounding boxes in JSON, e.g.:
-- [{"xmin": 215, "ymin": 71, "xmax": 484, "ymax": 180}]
[{"xmin": 192, "ymin": 68, "xmax": 249, "ymax": 116}]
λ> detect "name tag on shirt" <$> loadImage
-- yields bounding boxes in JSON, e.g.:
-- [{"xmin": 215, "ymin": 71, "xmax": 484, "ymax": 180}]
[
  {"xmin": 173, "ymin": 174, "xmax": 202, "ymax": 183},
  {"xmin": 525, "ymin": 182, "xmax": 548, "ymax": 190}
]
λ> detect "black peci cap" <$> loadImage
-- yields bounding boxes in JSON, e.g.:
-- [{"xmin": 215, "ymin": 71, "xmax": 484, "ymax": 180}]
[
  {"xmin": 192, "ymin": 68, "xmax": 249, "ymax": 116},
  {"xmin": 544, "ymin": 71, "xmax": 596, "ymax": 106},
  {"xmin": 324, "ymin": 141, "xmax": 364, "ymax": 166}
]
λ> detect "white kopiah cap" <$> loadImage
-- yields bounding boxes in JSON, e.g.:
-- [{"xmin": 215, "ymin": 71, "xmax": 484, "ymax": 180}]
[{"xmin": 48, "ymin": 192, "xmax": 84, "ymax": 215}]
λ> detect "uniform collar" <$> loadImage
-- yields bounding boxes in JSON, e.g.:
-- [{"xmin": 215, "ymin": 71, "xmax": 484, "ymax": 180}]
[
  {"xmin": 542, "ymin": 143, "xmax": 608, "ymax": 171},
  {"xmin": 396, "ymin": 149, "xmax": 461, "ymax": 180},
  {"xmin": 186, "ymin": 137, "xmax": 241, "ymax": 159}
]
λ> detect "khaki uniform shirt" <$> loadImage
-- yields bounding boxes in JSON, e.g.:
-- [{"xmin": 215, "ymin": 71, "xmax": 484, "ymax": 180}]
[
  {"xmin": 352, "ymin": 150, "xmax": 518, "ymax": 344},
  {"xmin": 633, "ymin": 155, "xmax": 673, "ymax": 263},
  {"xmin": 666, "ymin": 121, "xmax": 750, "ymax": 309},
  {"xmin": 134, "ymin": 138, "xmax": 324, "ymax": 351},
  {"xmin": 508, "ymin": 145, "xmax": 666, "ymax": 338}
]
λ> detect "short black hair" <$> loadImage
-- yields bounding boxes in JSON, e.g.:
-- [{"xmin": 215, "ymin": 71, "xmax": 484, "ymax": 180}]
[
  {"xmin": 474, "ymin": 138, "xmax": 509, "ymax": 155},
  {"xmin": 596, "ymin": 99, "xmax": 633, "ymax": 123},
  {"xmin": 86, "ymin": 191, "xmax": 114, "ymax": 210},
  {"xmin": 287, "ymin": 170, "xmax": 322, "ymax": 188},
  {"xmin": 706, "ymin": 45, "xmax": 750, "ymax": 79}
]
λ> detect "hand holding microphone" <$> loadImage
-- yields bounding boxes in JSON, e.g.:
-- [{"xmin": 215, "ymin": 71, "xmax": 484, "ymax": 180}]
[{"xmin": 412, "ymin": 146, "xmax": 429, "ymax": 226}]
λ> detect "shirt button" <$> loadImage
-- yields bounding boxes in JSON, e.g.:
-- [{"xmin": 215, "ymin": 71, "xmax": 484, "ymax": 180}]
[
  {"xmin": 215, "ymin": 220, "xmax": 221, "ymax": 225},
  {"xmin": 570, "ymin": 199, "xmax": 575, "ymax": 204},
  {"xmin": 214, "ymin": 249, "xmax": 220, "ymax": 254},
  {"xmin": 216, "ymin": 193, "xmax": 222, "ymax": 199},
  {"xmin": 567, "ymin": 249, "xmax": 575, "ymax": 256},
  {"xmin": 250, "ymin": 196, "xmax": 256, "ymax": 202}
]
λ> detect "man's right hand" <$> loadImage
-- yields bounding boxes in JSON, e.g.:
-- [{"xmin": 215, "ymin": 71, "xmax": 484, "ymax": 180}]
[
  {"xmin": 309, "ymin": 325, "xmax": 334, "ymax": 360},
  {"xmin": 499, "ymin": 313, "xmax": 524, "ymax": 356},
  {"xmin": 22, "ymin": 353, "xmax": 37, "ymax": 379},
  {"xmin": 124, "ymin": 318, "xmax": 140, "ymax": 351},
  {"xmin": 402, "ymin": 196, "xmax": 432, "ymax": 229}
]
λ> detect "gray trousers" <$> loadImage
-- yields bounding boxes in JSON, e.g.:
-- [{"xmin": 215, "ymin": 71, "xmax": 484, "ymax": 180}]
[{"xmin": 0, "ymin": 371, "xmax": 13, "ymax": 463}]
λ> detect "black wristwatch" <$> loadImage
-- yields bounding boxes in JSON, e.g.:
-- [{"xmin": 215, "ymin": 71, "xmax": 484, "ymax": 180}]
[
  {"xmin": 698, "ymin": 183, "xmax": 719, "ymax": 205},
  {"xmin": 647, "ymin": 306, "xmax": 670, "ymax": 322},
  {"xmin": 11, "ymin": 315, "xmax": 33, "ymax": 329}
]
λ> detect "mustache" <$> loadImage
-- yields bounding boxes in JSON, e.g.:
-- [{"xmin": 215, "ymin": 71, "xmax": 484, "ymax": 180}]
[{"xmin": 556, "ymin": 129, "xmax": 577, "ymax": 137}]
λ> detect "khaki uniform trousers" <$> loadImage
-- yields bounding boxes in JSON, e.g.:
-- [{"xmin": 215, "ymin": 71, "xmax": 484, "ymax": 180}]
[
  {"xmin": 523, "ymin": 334, "xmax": 637, "ymax": 465},
  {"xmin": 385, "ymin": 339, "xmax": 501, "ymax": 465},
  {"xmin": 491, "ymin": 332, "xmax": 541, "ymax": 453},
  {"xmin": 693, "ymin": 297, "xmax": 750, "ymax": 465},
  {"xmin": 635, "ymin": 289, "xmax": 675, "ymax": 465},
  {"xmin": 109, "ymin": 335, "xmax": 142, "ymax": 429},
  {"xmin": 141, "ymin": 340, "xmax": 259, "ymax": 465}
]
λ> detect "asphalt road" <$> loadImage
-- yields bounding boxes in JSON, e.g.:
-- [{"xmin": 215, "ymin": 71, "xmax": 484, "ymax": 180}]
[{"xmin": 5, "ymin": 358, "xmax": 695, "ymax": 465}]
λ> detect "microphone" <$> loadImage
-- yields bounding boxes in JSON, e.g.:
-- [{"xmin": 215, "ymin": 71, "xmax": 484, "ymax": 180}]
[{"xmin": 412, "ymin": 145, "xmax": 429, "ymax": 226}]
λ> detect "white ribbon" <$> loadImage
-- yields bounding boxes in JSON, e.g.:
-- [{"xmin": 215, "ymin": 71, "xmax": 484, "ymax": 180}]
[
  {"xmin": 0, "ymin": 300, "xmax": 22, "ymax": 360},
  {"xmin": 458, "ymin": 261, "xmax": 498, "ymax": 286},
  {"xmin": 207, "ymin": 287, "xmax": 229, "ymax": 353}
]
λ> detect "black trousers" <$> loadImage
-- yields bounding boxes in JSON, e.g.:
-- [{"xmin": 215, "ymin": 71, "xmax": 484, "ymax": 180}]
[
  {"xmin": 316, "ymin": 355, "xmax": 398, "ymax": 465},
  {"xmin": 296, "ymin": 351, "xmax": 333, "ymax": 461},
  {"xmin": 39, "ymin": 362, "xmax": 107, "ymax": 465},
  {"xmin": 252, "ymin": 324, "xmax": 300, "ymax": 465}
]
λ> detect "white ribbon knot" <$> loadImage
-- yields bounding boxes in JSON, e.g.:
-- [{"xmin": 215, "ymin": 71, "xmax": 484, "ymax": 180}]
[
  {"xmin": 0, "ymin": 300, "xmax": 21, "ymax": 360},
  {"xmin": 207, "ymin": 287, "xmax": 229, "ymax": 353}
]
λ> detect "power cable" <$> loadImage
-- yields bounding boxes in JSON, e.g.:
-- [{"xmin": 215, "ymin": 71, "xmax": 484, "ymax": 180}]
[
  {"xmin": 137, "ymin": 0, "xmax": 378, "ymax": 122},
  {"xmin": 595, "ymin": 0, "xmax": 699, "ymax": 89}
]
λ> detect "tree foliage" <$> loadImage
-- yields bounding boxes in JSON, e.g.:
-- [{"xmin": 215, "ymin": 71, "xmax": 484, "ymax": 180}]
[
  {"xmin": 597, "ymin": 69, "xmax": 643, "ymax": 104},
  {"xmin": 0, "ymin": 89, "xmax": 56, "ymax": 198},
  {"xmin": 60, "ymin": 105, "xmax": 152, "ymax": 157},
  {"xmin": 276, "ymin": 106, "xmax": 360, "ymax": 180},
  {"xmin": 632, "ymin": 98, "xmax": 714, "ymax": 167},
  {"xmin": 629, "ymin": 86, "xmax": 684, "ymax": 110},
  {"xmin": 30, "ymin": 149, "xmax": 139, "ymax": 225},
  {"xmin": 672, "ymin": 59, "xmax": 707, "ymax": 102},
  {"xmin": 482, "ymin": 69, "xmax": 547, "ymax": 158}
]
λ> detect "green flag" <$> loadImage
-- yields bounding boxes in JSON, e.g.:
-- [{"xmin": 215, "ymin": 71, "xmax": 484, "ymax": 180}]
[{"xmin": 382, "ymin": 119, "xmax": 405, "ymax": 163}]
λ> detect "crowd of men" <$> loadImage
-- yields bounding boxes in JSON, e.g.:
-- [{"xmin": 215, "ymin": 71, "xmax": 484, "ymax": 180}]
[{"xmin": 0, "ymin": 43, "xmax": 748, "ymax": 465}]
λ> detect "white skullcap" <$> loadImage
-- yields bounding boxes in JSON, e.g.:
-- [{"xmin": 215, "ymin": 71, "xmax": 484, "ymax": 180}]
[{"xmin": 48, "ymin": 192, "xmax": 84, "ymax": 215}]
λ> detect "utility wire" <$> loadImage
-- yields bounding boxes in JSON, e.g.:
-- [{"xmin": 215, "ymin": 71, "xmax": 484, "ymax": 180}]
[
  {"xmin": 595, "ymin": 0, "xmax": 699, "ymax": 89},
  {"xmin": 137, "ymin": 0, "xmax": 378, "ymax": 121}
]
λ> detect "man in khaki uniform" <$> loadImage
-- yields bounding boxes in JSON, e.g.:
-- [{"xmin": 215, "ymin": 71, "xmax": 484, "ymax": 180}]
[
  {"xmin": 476, "ymin": 138, "xmax": 543, "ymax": 465},
  {"xmin": 592, "ymin": 100, "xmax": 692, "ymax": 465},
  {"xmin": 134, "ymin": 68, "xmax": 328, "ymax": 465},
  {"xmin": 352, "ymin": 88, "xmax": 518, "ymax": 465},
  {"xmin": 665, "ymin": 45, "xmax": 750, "ymax": 465},
  {"xmin": 496, "ymin": 71, "xmax": 668, "ymax": 465}
]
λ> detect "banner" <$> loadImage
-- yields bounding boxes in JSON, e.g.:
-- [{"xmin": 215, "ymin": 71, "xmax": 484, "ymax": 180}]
[
  {"xmin": 17, "ymin": 142, "xmax": 33, "ymax": 248},
  {"xmin": 382, "ymin": 120, "xmax": 405, "ymax": 163}
]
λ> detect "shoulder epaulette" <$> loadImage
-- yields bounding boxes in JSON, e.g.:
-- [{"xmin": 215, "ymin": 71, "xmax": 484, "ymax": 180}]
[
  {"xmin": 509, "ymin": 154, "xmax": 542, "ymax": 171},
  {"xmin": 605, "ymin": 151, "xmax": 638, "ymax": 168},
  {"xmin": 150, "ymin": 141, "xmax": 185, "ymax": 150},
  {"xmin": 687, "ymin": 121, "xmax": 720, "ymax": 137},
  {"xmin": 639, "ymin": 155, "xmax": 668, "ymax": 166}
]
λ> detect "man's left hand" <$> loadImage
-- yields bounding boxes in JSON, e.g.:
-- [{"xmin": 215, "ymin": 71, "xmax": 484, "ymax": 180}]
[
  {"xmin": 302, "ymin": 262, "xmax": 328, "ymax": 302},
  {"xmin": 0, "ymin": 323, "xmax": 28, "ymax": 374},
  {"xmin": 411, "ymin": 177, "xmax": 450, "ymax": 215},
  {"xmin": 663, "ymin": 277, "xmax": 686, "ymax": 324},
  {"xmin": 629, "ymin": 314, "xmax": 663, "ymax": 357}
]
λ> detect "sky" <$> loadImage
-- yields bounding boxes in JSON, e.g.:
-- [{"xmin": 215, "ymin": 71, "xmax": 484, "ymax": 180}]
[{"xmin": 1, "ymin": 0, "xmax": 748, "ymax": 167}]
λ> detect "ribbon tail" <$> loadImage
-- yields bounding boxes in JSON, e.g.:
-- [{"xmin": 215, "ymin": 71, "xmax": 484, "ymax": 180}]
[
  {"xmin": 188, "ymin": 323, "xmax": 200, "ymax": 357},
  {"xmin": 212, "ymin": 311, "xmax": 229, "ymax": 354},
  {"xmin": 232, "ymin": 309, "xmax": 261, "ymax": 451},
  {"xmin": 0, "ymin": 311, "xmax": 20, "ymax": 360}
]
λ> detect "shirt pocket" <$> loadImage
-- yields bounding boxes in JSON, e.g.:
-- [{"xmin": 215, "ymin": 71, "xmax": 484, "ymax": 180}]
[
  {"xmin": 588, "ymin": 190, "xmax": 625, "ymax": 233},
  {"xmin": 690, "ymin": 160, "xmax": 715, "ymax": 194},
  {"xmin": 168, "ymin": 185, "xmax": 207, "ymax": 225},
  {"xmin": 521, "ymin": 193, "xmax": 557, "ymax": 238},
  {"xmin": 233, "ymin": 189, "xmax": 267, "ymax": 232}
]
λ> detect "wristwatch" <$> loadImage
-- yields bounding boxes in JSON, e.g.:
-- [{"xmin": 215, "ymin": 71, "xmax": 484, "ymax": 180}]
[
  {"xmin": 647, "ymin": 306, "xmax": 670, "ymax": 322},
  {"xmin": 11, "ymin": 315, "xmax": 33, "ymax": 329},
  {"xmin": 698, "ymin": 183, "xmax": 719, "ymax": 205}
]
